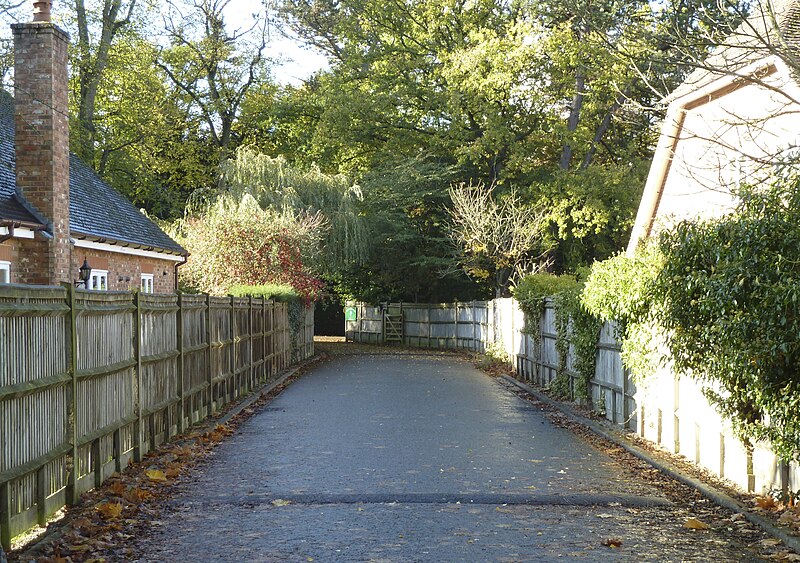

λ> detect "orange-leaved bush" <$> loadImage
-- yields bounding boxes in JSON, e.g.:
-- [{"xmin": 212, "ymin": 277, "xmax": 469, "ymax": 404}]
[{"xmin": 172, "ymin": 195, "xmax": 326, "ymax": 301}]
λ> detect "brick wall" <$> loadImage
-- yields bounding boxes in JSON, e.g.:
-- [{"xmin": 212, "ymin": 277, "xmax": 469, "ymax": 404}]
[
  {"xmin": 10, "ymin": 238, "xmax": 53, "ymax": 285},
  {"xmin": 73, "ymin": 248, "xmax": 177, "ymax": 293},
  {"xmin": 2, "ymin": 239, "xmax": 178, "ymax": 292},
  {"xmin": 12, "ymin": 22, "xmax": 71, "ymax": 285}
]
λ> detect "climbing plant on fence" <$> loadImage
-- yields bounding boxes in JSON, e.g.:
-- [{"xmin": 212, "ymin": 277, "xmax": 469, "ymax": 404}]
[
  {"xmin": 583, "ymin": 171, "xmax": 800, "ymax": 461},
  {"xmin": 553, "ymin": 287, "xmax": 602, "ymax": 401},
  {"xmin": 581, "ymin": 243, "xmax": 664, "ymax": 382},
  {"xmin": 514, "ymin": 272, "xmax": 600, "ymax": 401}
]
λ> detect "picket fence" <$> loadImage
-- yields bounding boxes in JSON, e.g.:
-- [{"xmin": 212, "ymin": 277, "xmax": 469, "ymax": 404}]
[
  {"xmin": 0, "ymin": 284, "xmax": 314, "ymax": 549},
  {"xmin": 346, "ymin": 298, "xmax": 797, "ymax": 496}
]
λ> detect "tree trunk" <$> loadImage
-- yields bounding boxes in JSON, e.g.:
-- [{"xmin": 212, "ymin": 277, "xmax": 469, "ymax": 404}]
[
  {"xmin": 580, "ymin": 87, "xmax": 630, "ymax": 170},
  {"xmin": 74, "ymin": 0, "xmax": 137, "ymax": 162},
  {"xmin": 559, "ymin": 68, "xmax": 586, "ymax": 171}
]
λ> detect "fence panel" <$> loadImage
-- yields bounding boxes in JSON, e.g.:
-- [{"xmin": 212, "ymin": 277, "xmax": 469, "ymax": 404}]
[
  {"xmin": 1, "ymin": 286, "xmax": 309, "ymax": 550},
  {"xmin": 74, "ymin": 291, "xmax": 136, "ymax": 495},
  {"xmin": 181, "ymin": 294, "xmax": 209, "ymax": 424},
  {"xmin": 139, "ymin": 294, "xmax": 179, "ymax": 451},
  {"xmin": 0, "ymin": 286, "xmax": 69, "ymax": 545}
]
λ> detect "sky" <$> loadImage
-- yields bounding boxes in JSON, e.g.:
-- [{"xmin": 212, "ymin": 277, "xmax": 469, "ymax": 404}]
[
  {"xmin": 4, "ymin": 0, "xmax": 331, "ymax": 87},
  {"xmin": 222, "ymin": 0, "xmax": 329, "ymax": 85}
]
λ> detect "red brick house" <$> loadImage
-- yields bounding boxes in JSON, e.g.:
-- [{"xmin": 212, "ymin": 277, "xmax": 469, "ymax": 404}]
[{"xmin": 0, "ymin": 3, "xmax": 186, "ymax": 292}]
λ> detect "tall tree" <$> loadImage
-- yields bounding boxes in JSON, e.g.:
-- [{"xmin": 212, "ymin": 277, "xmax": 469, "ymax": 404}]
[
  {"xmin": 72, "ymin": 0, "xmax": 141, "ymax": 162},
  {"xmin": 157, "ymin": 0, "xmax": 269, "ymax": 163}
]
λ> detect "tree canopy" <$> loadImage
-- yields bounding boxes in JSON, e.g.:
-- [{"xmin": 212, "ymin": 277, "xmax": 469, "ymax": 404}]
[{"xmin": 0, "ymin": 0, "xmax": 756, "ymax": 299}]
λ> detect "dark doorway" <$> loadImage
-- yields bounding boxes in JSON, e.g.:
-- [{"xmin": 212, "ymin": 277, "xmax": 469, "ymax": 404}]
[{"xmin": 315, "ymin": 299, "xmax": 345, "ymax": 336}]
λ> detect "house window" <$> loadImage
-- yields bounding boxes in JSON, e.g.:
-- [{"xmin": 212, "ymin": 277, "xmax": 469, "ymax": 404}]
[
  {"xmin": 0, "ymin": 260, "xmax": 9, "ymax": 284},
  {"xmin": 141, "ymin": 273, "xmax": 154, "ymax": 293},
  {"xmin": 89, "ymin": 269, "xmax": 108, "ymax": 291}
]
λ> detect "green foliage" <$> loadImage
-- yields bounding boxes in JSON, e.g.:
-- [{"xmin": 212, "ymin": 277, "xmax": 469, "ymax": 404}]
[
  {"xmin": 474, "ymin": 341, "xmax": 511, "ymax": 372},
  {"xmin": 513, "ymin": 272, "xmax": 581, "ymax": 323},
  {"xmin": 287, "ymin": 300, "xmax": 308, "ymax": 363},
  {"xmin": 581, "ymin": 244, "xmax": 664, "ymax": 381},
  {"xmin": 581, "ymin": 171, "xmax": 800, "ymax": 460},
  {"xmin": 485, "ymin": 341, "xmax": 510, "ymax": 365},
  {"xmin": 228, "ymin": 284, "xmax": 300, "ymax": 302},
  {"xmin": 527, "ymin": 163, "xmax": 648, "ymax": 271},
  {"xmin": 653, "ymin": 173, "xmax": 800, "ymax": 460},
  {"xmin": 514, "ymin": 272, "xmax": 599, "ymax": 402},
  {"xmin": 220, "ymin": 146, "xmax": 369, "ymax": 275},
  {"xmin": 552, "ymin": 286, "xmax": 602, "ymax": 401},
  {"xmin": 335, "ymin": 156, "xmax": 486, "ymax": 302}
]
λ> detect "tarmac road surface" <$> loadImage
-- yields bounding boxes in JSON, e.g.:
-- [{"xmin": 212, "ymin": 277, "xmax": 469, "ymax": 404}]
[{"xmin": 133, "ymin": 355, "xmax": 764, "ymax": 562}]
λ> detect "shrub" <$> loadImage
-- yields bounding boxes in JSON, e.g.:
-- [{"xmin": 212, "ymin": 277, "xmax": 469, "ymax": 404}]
[
  {"xmin": 653, "ymin": 173, "xmax": 800, "ymax": 460},
  {"xmin": 513, "ymin": 272, "xmax": 581, "ymax": 322},
  {"xmin": 169, "ymin": 195, "xmax": 325, "ymax": 300},
  {"xmin": 582, "ymin": 170, "xmax": 800, "ymax": 461},
  {"xmin": 229, "ymin": 284, "xmax": 300, "ymax": 302}
]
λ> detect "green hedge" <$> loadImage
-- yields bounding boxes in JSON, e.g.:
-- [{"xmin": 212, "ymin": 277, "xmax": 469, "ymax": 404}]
[{"xmin": 228, "ymin": 284, "xmax": 300, "ymax": 302}]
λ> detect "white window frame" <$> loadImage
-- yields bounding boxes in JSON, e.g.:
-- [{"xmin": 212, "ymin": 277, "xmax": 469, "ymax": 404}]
[
  {"xmin": 89, "ymin": 269, "xmax": 109, "ymax": 291},
  {"xmin": 0, "ymin": 260, "xmax": 9, "ymax": 284},
  {"xmin": 141, "ymin": 273, "xmax": 154, "ymax": 293}
]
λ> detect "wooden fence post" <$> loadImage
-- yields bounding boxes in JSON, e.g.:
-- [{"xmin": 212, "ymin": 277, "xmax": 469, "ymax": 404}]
[
  {"xmin": 230, "ymin": 296, "xmax": 237, "ymax": 400},
  {"xmin": 262, "ymin": 300, "xmax": 267, "ymax": 382},
  {"xmin": 0, "ymin": 478, "xmax": 10, "ymax": 550},
  {"xmin": 454, "ymin": 303, "xmax": 459, "ymax": 349},
  {"xmin": 65, "ymin": 282, "xmax": 79, "ymax": 504},
  {"xmin": 133, "ymin": 291, "xmax": 143, "ymax": 462},
  {"xmin": 206, "ymin": 294, "xmax": 213, "ymax": 415},
  {"xmin": 176, "ymin": 293, "xmax": 185, "ymax": 434},
  {"xmin": 249, "ymin": 297, "xmax": 254, "ymax": 391}
]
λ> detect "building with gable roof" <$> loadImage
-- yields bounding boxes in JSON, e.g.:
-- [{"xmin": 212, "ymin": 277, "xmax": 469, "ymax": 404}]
[
  {"xmin": 0, "ymin": 1, "xmax": 186, "ymax": 292},
  {"xmin": 628, "ymin": 0, "xmax": 800, "ymax": 252}
]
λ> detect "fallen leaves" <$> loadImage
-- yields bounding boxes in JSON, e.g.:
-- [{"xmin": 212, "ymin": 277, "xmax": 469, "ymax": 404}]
[
  {"xmin": 601, "ymin": 538, "xmax": 623, "ymax": 548},
  {"xmin": 9, "ymin": 416, "xmax": 248, "ymax": 562},
  {"xmin": 96, "ymin": 502, "xmax": 123, "ymax": 520},
  {"xmin": 767, "ymin": 550, "xmax": 800, "ymax": 562},
  {"xmin": 123, "ymin": 487, "xmax": 152, "ymax": 503},
  {"xmin": 145, "ymin": 469, "xmax": 168, "ymax": 482},
  {"xmin": 756, "ymin": 496, "xmax": 780, "ymax": 511},
  {"xmin": 165, "ymin": 462, "xmax": 183, "ymax": 479},
  {"xmin": 271, "ymin": 498, "xmax": 292, "ymax": 507},
  {"xmin": 683, "ymin": 517, "xmax": 711, "ymax": 530}
]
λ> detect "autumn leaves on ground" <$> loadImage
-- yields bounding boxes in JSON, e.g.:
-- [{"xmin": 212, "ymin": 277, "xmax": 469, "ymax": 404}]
[
  {"xmin": 9, "ymin": 347, "xmax": 800, "ymax": 562},
  {"xmin": 7, "ymin": 370, "xmax": 305, "ymax": 563}
]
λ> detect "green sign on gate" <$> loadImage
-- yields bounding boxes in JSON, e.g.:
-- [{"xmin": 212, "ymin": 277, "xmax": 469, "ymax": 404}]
[{"xmin": 345, "ymin": 306, "xmax": 357, "ymax": 321}]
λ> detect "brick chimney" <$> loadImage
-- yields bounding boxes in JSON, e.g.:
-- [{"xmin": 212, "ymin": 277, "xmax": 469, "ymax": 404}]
[{"xmin": 12, "ymin": 0, "xmax": 71, "ymax": 285}]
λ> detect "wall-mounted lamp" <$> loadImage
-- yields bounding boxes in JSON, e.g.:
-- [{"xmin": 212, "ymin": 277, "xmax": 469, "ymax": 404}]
[{"xmin": 75, "ymin": 258, "xmax": 91, "ymax": 288}]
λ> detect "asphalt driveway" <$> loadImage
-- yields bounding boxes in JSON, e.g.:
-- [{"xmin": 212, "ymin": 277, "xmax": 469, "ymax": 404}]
[{"xmin": 133, "ymin": 354, "xmax": 763, "ymax": 562}]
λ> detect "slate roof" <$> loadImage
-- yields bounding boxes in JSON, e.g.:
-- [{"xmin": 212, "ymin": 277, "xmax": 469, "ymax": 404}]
[{"xmin": 0, "ymin": 91, "xmax": 186, "ymax": 256}]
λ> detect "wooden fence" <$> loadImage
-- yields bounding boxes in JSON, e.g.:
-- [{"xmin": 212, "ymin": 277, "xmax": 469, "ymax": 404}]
[
  {"xmin": 345, "ymin": 298, "xmax": 636, "ymax": 430},
  {"xmin": 515, "ymin": 300, "xmax": 635, "ymax": 428},
  {"xmin": 344, "ymin": 302, "xmax": 490, "ymax": 350},
  {"xmin": 0, "ymin": 284, "xmax": 313, "ymax": 549},
  {"xmin": 346, "ymin": 297, "xmax": 800, "ymax": 493}
]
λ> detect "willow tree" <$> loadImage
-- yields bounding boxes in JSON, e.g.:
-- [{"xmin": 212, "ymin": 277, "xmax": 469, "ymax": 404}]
[{"xmin": 219, "ymin": 146, "xmax": 369, "ymax": 277}]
